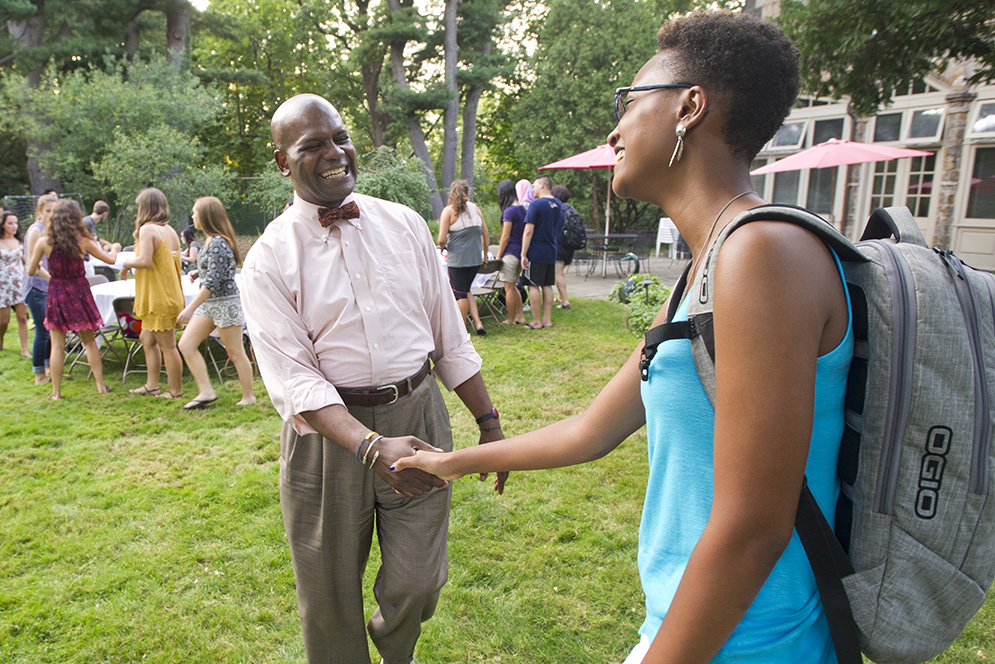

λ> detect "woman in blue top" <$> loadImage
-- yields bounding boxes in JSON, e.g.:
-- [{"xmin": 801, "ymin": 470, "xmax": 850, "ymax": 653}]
[
  {"xmin": 495, "ymin": 179, "xmax": 528, "ymax": 326},
  {"xmin": 395, "ymin": 10, "xmax": 851, "ymax": 664}
]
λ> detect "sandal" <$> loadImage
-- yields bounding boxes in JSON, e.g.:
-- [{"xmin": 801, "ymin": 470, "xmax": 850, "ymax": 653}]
[
  {"xmin": 157, "ymin": 390, "xmax": 183, "ymax": 399},
  {"xmin": 130, "ymin": 384, "xmax": 161, "ymax": 396}
]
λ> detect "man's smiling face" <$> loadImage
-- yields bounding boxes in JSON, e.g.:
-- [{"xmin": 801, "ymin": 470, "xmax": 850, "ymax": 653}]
[{"xmin": 273, "ymin": 98, "xmax": 358, "ymax": 209}]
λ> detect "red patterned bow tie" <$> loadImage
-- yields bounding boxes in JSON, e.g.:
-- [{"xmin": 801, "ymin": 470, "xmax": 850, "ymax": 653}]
[{"xmin": 317, "ymin": 201, "xmax": 360, "ymax": 227}]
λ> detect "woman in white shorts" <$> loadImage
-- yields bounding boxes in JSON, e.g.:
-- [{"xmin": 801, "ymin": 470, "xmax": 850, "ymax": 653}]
[{"xmin": 177, "ymin": 196, "xmax": 256, "ymax": 410}]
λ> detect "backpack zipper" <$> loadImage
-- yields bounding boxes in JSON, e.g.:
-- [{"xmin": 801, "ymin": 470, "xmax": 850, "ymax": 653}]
[
  {"xmin": 870, "ymin": 241, "xmax": 917, "ymax": 515},
  {"xmin": 943, "ymin": 251, "xmax": 992, "ymax": 496}
]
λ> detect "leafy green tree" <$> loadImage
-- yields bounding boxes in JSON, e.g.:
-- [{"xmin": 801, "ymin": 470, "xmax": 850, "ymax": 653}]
[
  {"xmin": 1, "ymin": 53, "xmax": 227, "ymax": 223},
  {"xmin": 1, "ymin": 0, "xmax": 198, "ymax": 192},
  {"xmin": 191, "ymin": 0, "xmax": 351, "ymax": 177},
  {"xmin": 5, "ymin": 56, "xmax": 220, "ymax": 199},
  {"xmin": 91, "ymin": 124, "xmax": 235, "ymax": 241},
  {"xmin": 243, "ymin": 166, "xmax": 294, "ymax": 223},
  {"xmin": 483, "ymin": 0, "xmax": 660, "ymax": 230},
  {"xmin": 354, "ymin": 145, "xmax": 434, "ymax": 220},
  {"xmin": 780, "ymin": 0, "xmax": 995, "ymax": 116}
]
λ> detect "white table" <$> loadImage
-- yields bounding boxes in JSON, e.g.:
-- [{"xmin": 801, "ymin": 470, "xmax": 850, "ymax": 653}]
[{"xmin": 90, "ymin": 277, "xmax": 201, "ymax": 327}]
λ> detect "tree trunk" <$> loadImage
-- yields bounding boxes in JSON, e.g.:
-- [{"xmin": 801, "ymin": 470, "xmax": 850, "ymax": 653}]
[
  {"xmin": 354, "ymin": 0, "xmax": 388, "ymax": 147},
  {"xmin": 441, "ymin": 0, "xmax": 459, "ymax": 194},
  {"xmin": 125, "ymin": 20, "xmax": 138, "ymax": 62},
  {"xmin": 165, "ymin": 2, "xmax": 190, "ymax": 69},
  {"xmin": 386, "ymin": 0, "xmax": 444, "ymax": 217},
  {"xmin": 8, "ymin": 2, "xmax": 63, "ymax": 194},
  {"xmin": 460, "ymin": 40, "xmax": 492, "ymax": 193}
]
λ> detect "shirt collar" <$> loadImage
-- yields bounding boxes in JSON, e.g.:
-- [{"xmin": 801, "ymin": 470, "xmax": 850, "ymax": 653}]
[{"xmin": 292, "ymin": 192, "xmax": 363, "ymax": 234}]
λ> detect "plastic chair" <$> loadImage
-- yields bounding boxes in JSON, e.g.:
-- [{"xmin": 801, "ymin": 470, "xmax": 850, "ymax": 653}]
[{"xmin": 656, "ymin": 217, "xmax": 679, "ymax": 262}]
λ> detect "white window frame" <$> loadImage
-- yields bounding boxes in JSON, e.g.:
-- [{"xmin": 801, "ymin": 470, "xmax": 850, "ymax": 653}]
[
  {"xmin": 968, "ymin": 99, "xmax": 995, "ymax": 137},
  {"xmin": 766, "ymin": 120, "xmax": 807, "ymax": 151},
  {"xmin": 904, "ymin": 107, "xmax": 945, "ymax": 143}
]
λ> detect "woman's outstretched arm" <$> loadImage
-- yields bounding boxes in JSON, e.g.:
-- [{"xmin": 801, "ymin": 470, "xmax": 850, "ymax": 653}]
[{"xmin": 392, "ymin": 339, "xmax": 651, "ymax": 478}]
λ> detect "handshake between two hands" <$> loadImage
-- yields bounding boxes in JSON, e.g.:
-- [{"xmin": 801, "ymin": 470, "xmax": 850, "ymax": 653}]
[{"xmin": 375, "ymin": 431, "xmax": 507, "ymax": 497}]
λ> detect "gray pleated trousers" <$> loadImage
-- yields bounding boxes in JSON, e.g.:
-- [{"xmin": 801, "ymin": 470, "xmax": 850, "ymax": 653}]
[{"xmin": 279, "ymin": 377, "xmax": 453, "ymax": 664}]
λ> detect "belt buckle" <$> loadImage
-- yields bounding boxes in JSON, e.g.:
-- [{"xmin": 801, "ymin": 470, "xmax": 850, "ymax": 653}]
[{"xmin": 379, "ymin": 383, "xmax": 399, "ymax": 405}]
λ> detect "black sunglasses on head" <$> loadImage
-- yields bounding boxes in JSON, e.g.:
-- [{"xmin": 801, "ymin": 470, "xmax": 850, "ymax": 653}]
[{"xmin": 614, "ymin": 84, "xmax": 694, "ymax": 121}]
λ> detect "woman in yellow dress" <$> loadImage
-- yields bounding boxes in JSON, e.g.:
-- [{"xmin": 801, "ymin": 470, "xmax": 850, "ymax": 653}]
[{"xmin": 121, "ymin": 187, "xmax": 185, "ymax": 398}]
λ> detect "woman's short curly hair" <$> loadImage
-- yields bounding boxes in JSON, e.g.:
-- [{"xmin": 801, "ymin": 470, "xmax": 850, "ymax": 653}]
[{"xmin": 656, "ymin": 10, "xmax": 799, "ymax": 162}]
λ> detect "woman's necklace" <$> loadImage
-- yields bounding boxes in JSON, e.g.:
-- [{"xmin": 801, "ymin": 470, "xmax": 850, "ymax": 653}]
[{"xmin": 686, "ymin": 190, "xmax": 756, "ymax": 285}]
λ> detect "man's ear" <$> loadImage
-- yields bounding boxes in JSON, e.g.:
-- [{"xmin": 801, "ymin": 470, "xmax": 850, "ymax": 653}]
[{"xmin": 274, "ymin": 150, "xmax": 291, "ymax": 177}]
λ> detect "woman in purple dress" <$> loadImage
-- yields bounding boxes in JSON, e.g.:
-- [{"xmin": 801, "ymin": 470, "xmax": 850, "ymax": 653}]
[{"xmin": 28, "ymin": 200, "xmax": 120, "ymax": 399}]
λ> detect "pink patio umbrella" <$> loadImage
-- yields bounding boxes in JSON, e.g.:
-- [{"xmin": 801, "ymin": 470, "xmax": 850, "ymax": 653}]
[
  {"xmin": 751, "ymin": 138, "xmax": 933, "ymax": 175},
  {"xmin": 540, "ymin": 144, "xmax": 618, "ymax": 275}
]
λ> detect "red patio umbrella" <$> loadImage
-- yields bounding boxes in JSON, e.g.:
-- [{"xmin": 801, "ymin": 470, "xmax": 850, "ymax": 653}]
[
  {"xmin": 540, "ymin": 144, "xmax": 619, "ymax": 276},
  {"xmin": 751, "ymin": 138, "xmax": 933, "ymax": 175}
]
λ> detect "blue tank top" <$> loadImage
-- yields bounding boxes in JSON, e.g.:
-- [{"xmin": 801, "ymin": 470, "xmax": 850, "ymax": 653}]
[{"xmin": 637, "ymin": 251, "xmax": 852, "ymax": 663}]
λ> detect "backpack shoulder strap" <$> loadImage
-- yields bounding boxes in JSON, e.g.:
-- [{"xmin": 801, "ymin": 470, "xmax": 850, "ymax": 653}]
[{"xmin": 684, "ymin": 204, "xmax": 867, "ymax": 404}]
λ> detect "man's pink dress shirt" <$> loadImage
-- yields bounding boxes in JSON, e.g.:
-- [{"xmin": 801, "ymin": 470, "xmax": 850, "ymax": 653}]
[{"xmin": 241, "ymin": 192, "xmax": 482, "ymax": 434}]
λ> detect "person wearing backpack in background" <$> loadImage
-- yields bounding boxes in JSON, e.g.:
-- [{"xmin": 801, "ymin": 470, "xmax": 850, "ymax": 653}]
[
  {"xmin": 393, "ymin": 10, "xmax": 854, "ymax": 663},
  {"xmin": 551, "ymin": 184, "xmax": 584, "ymax": 310}
]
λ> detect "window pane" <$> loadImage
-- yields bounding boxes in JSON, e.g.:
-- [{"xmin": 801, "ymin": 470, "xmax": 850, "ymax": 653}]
[
  {"xmin": 772, "ymin": 171, "xmax": 800, "ymax": 205},
  {"xmin": 750, "ymin": 159, "xmax": 767, "ymax": 194},
  {"xmin": 909, "ymin": 108, "xmax": 943, "ymax": 139},
  {"xmin": 806, "ymin": 167, "xmax": 837, "ymax": 215},
  {"xmin": 870, "ymin": 161, "xmax": 898, "ymax": 209},
  {"xmin": 967, "ymin": 148, "xmax": 995, "ymax": 219},
  {"xmin": 874, "ymin": 113, "xmax": 902, "ymax": 142},
  {"xmin": 772, "ymin": 122, "xmax": 805, "ymax": 148},
  {"xmin": 972, "ymin": 103, "xmax": 995, "ymax": 134},
  {"xmin": 813, "ymin": 118, "xmax": 845, "ymax": 145},
  {"xmin": 906, "ymin": 155, "xmax": 936, "ymax": 218}
]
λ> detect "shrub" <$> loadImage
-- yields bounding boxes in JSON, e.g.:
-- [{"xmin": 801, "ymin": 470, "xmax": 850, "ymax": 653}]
[
  {"xmin": 354, "ymin": 146, "xmax": 433, "ymax": 220},
  {"xmin": 609, "ymin": 274, "xmax": 670, "ymax": 336}
]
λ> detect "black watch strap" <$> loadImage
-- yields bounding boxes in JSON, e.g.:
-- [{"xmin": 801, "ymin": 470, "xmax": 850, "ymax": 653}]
[{"xmin": 475, "ymin": 407, "xmax": 499, "ymax": 424}]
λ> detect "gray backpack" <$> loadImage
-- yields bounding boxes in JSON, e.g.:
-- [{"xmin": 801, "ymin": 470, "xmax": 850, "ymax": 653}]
[{"xmin": 641, "ymin": 205, "xmax": 995, "ymax": 664}]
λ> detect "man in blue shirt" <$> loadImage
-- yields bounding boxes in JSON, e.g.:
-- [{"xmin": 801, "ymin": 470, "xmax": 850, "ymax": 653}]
[{"xmin": 519, "ymin": 174, "xmax": 563, "ymax": 329}]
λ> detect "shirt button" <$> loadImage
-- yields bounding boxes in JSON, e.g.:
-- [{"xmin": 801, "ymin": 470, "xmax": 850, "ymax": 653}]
[
  {"xmin": 373, "ymin": 343, "xmax": 379, "ymax": 350},
  {"xmin": 345, "ymin": 241, "xmax": 351, "ymax": 247},
  {"xmin": 355, "ymin": 273, "xmax": 361, "ymax": 280},
  {"xmin": 365, "ymin": 306, "xmax": 372, "ymax": 312}
]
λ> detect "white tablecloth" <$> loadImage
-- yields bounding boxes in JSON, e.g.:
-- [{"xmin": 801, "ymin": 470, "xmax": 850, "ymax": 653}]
[{"xmin": 90, "ymin": 277, "xmax": 201, "ymax": 327}]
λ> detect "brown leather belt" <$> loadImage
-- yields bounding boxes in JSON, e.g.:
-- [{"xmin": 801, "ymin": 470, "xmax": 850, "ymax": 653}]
[{"xmin": 337, "ymin": 360, "xmax": 431, "ymax": 407}]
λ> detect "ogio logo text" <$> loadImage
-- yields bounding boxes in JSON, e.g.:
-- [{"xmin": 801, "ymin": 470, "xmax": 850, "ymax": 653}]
[{"xmin": 915, "ymin": 426, "xmax": 952, "ymax": 519}]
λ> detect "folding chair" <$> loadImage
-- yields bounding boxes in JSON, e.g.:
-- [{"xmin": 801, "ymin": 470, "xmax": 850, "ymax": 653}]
[
  {"xmin": 203, "ymin": 327, "xmax": 257, "ymax": 384},
  {"xmin": 66, "ymin": 282, "xmax": 124, "ymax": 375},
  {"xmin": 471, "ymin": 260, "xmax": 506, "ymax": 322},
  {"xmin": 112, "ymin": 297, "xmax": 150, "ymax": 383},
  {"xmin": 92, "ymin": 265, "xmax": 117, "ymax": 281}
]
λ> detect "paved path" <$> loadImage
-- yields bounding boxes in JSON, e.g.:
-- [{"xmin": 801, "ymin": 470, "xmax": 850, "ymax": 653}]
[{"xmin": 562, "ymin": 254, "xmax": 689, "ymax": 301}]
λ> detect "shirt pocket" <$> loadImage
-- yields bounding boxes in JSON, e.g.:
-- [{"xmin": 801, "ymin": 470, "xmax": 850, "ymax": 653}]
[{"xmin": 378, "ymin": 251, "xmax": 423, "ymax": 316}]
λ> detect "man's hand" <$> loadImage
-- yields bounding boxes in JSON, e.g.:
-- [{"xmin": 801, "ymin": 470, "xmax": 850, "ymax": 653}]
[
  {"xmin": 370, "ymin": 435, "xmax": 449, "ymax": 497},
  {"xmin": 477, "ymin": 426, "xmax": 508, "ymax": 495}
]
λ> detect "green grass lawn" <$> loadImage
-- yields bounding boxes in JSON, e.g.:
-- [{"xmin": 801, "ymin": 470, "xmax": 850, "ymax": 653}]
[{"xmin": 1, "ymin": 299, "xmax": 991, "ymax": 663}]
